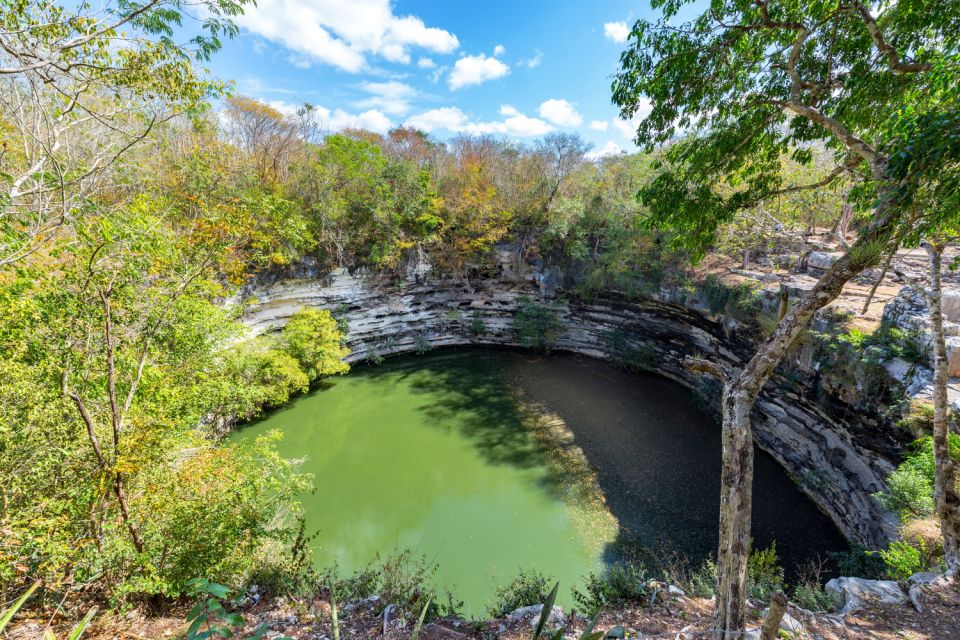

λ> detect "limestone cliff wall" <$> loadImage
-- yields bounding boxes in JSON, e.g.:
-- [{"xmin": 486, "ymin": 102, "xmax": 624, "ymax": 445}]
[{"xmin": 236, "ymin": 262, "xmax": 903, "ymax": 549}]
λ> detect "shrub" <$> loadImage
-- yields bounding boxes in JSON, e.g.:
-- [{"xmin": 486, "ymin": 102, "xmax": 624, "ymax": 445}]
[
  {"xmin": 210, "ymin": 344, "xmax": 311, "ymax": 423},
  {"xmin": 828, "ymin": 546, "xmax": 886, "ymax": 580},
  {"xmin": 878, "ymin": 540, "xmax": 926, "ymax": 580},
  {"xmin": 701, "ymin": 274, "xmax": 761, "ymax": 321},
  {"xmin": 90, "ymin": 432, "xmax": 309, "ymax": 602},
  {"xmin": 789, "ymin": 558, "xmax": 833, "ymax": 612},
  {"xmin": 747, "ymin": 543, "xmax": 784, "ymax": 601},
  {"xmin": 323, "ymin": 549, "xmax": 457, "ymax": 617},
  {"xmin": 897, "ymin": 400, "xmax": 935, "ymax": 436},
  {"xmin": 573, "ymin": 562, "xmax": 651, "ymax": 614},
  {"xmin": 469, "ymin": 311, "xmax": 486, "ymax": 336},
  {"xmin": 655, "ymin": 554, "xmax": 716, "ymax": 598},
  {"xmin": 513, "ymin": 297, "xmax": 565, "ymax": 351},
  {"xmin": 282, "ymin": 307, "xmax": 350, "ymax": 380},
  {"xmin": 874, "ymin": 434, "xmax": 960, "ymax": 522},
  {"xmin": 791, "ymin": 583, "xmax": 835, "ymax": 612},
  {"xmin": 487, "ymin": 569, "xmax": 552, "ymax": 618}
]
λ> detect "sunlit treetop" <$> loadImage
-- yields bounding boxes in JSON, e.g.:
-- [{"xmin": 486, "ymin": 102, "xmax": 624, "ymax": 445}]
[
  {"xmin": 611, "ymin": 0, "xmax": 960, "ymax": 257},
  {"xmin": 0, "ymin": 0, "xmax": 254, "ymax": 106}
]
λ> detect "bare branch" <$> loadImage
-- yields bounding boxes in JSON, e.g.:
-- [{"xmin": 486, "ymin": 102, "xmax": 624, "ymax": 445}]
[
  {"xmin": 684, "ymin": 355, "xmax": 732, "ymax": 386},
  {"xmin": 850, "ymin": 2, "xmax": 933, "ymax": 74}
]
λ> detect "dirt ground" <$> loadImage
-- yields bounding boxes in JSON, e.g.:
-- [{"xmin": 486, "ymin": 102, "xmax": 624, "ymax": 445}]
[{"xmin": 11, "ymin": 576, "xmax": 956, "ymax": 640}]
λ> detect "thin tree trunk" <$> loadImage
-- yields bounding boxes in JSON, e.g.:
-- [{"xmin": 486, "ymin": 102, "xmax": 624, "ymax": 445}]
[
  {"xmin": 709, "ymin": 201, "xmax": 897, "ymax": 638},
  {"xmin": 925, "ymin": 242, "xmax": 960, "ymax": 576},
  {"xmin": 760, "ymin": 593, "xmax": 787, "ymax": 640}
]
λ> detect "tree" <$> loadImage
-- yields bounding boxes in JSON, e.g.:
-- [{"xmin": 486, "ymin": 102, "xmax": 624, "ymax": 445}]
[
  {"xmin": 0, "ymin": 0, "xmax": 251, "ymax": 264},
  {"xmin": 282, "ymin": 308, "xmax": 350, "ymax": 381},
  {"xmin": 223, "ymin": 96, "xmax": 302, "ymax": 185},
  {"xmin": 886, "ymin": 91, "xmax": 960, "ymax": 575},
  {"xmin": 612, "ymin": 2, "xmax": 960, "ymax": 635}
]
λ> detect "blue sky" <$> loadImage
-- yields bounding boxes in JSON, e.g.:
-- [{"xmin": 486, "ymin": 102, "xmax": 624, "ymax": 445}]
[{"xmin": 197, "ymin": 0, "xmax": 667, "ymax": 157}]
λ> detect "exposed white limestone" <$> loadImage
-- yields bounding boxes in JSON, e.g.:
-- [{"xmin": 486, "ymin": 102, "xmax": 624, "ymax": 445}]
[{"xmin": 237, "ymin": 257, "xmax": 912, "ymax": 548}]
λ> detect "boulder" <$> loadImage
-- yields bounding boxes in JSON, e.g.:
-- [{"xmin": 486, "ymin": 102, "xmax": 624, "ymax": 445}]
[
  {"xmin": 825, "ymin": 576, "xmax": 906, "ymax": 615},
  {"xmin": 807, "ymin": 251, "xmax": 841, "ymax": 272},
  {"xmin": 507, "ymin": 604, "xmax": 565, "ymax": 628}
]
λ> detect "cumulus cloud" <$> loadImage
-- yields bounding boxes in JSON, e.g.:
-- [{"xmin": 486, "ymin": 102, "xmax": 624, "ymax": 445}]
[
  {"xmin": 404, "ymin": 105, "xmax": 552, "ymax": 137},
  {"xmin": 493, "ymin": 44, "xmax": 506, "ymax": 56},
  {"xmin": 585, "ymin": 141, "xmax": 624, "ymax": 160},
  {"xmin": 589, "ymin": 120, "xmax": 609, "ymax": 131},
  {"xmin": 357, "ymin": 80, "xmax": 417, "ymax": 115},
  {"xmin": 448, "ymin": 53, "xmax": 510, "ymax": 90},
  {"xmin": 318, "ymin": 107, "xmax": 393, "ymax": 133},
  {"xmin": 604, "ymin": 21, "xmax": 629, "ymax": 43},
  {"xmin": 262, "ymin": 100, "xmax": 393, "ymax": 133},
  {"xmin": 235, "ymin": 0, "xmax": 459, "ymax": 72},
  {"xmin": 417, "ymin": 57, "xmax": 436, "ymax": 68},
  {"xmin": 538, "ymin": 98, "xmax": 582, "ymax": 127}
]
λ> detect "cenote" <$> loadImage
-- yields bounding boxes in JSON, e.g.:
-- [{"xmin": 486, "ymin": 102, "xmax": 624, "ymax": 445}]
[{"xmin": 233, "ymin": 348, "xmax": 847, "ymax": 615}]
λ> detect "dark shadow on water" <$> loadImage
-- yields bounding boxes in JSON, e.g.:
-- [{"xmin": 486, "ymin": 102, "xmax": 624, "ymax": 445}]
[
  {"xmin": 500, "ymin": 350, "xmax": 850, "ymax": 581},
  {"xmin": 380, "ymin": 347, "xmax": 848, "ymax": 580}
]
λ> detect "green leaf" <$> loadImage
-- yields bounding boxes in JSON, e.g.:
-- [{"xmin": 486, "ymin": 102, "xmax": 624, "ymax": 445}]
[
  {"xmin": 531, "ymin": 581, "xmax": 559, "ymax": 640},
  {"xmin": 578, "ymin": 609, "xmax": 603, "ymax": 640},
  {"xmin": 68, "ymin": 607, "xmax": 97, "ymax": 640},
  {"xmin": 0, "ymin": 581, "xmax": 40, "ymax": 632},
  {"xmin": 410, "ymin": 596, "xmax": 432, "ymax": 640}
]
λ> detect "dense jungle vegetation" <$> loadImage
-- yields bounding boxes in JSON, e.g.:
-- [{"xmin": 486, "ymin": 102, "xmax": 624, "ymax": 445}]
[
  {"xmin": 2, "ymin": 1, "xmax": 959, "ymax": 639},
  {"xmin": 0, "ymin": 93, "xmax": 850, "ymax": 605}
]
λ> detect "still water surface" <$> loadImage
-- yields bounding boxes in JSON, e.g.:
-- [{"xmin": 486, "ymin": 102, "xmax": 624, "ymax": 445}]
[{"xmin": 234, "ymin": 348, "xmax": 846, "ymax": 614}]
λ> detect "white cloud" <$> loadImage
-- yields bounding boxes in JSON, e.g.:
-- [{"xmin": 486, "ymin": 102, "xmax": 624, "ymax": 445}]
[
  {"xmin": 319, "ymin": 107, "xmax": 393, "ymax": 133},
  {"xmin": 404, "ymin": 105, "xmax": 552, "ymax": 137},
  {"xmin": 448, "ymin": 53, "xmax": 510, "ymax": 90},
  {"xmin": 235, "ymin": 0, "xmax": 459, "ymax": 73},
  {"xmin": 493, "ymin": 44, "xmax": 506, "ymax": 56},
  {"xmin": 538, "ymin": 98, "xmax": 583, "ymax": 127},
  {"xmin": 417, "ymin": 57, "xmax": 436, "ymax": 68},
  {"xmin": 589, "ymin": 120, "xmax": 609, "ymax": 131},
  {"xmin": 604, "ymin": 21, "xmax": 629, "ymax": 43},
  {"xmin": 612, "ymin": 97, "xmax": 653, "ymax": 139},
  {"xmin": 522, "ymin": 50, "xmax": 543, "ymax": 68},
  {"xmin": 261, "ymin": 100, "xmax": 393, "ymax": 133},
  {"xmin": 357, "ymin": 80, "xmax": 417, "ymax": 115},
  {"xmin": 586, "ymin": 141, "xmax": 624, "ymax": 160},
  {"xmin": 405, "ymin": 106, "xmax": 469, "ymax": 132}
]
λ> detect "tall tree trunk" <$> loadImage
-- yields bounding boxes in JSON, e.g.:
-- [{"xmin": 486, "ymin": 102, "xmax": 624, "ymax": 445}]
[
  {"xmin": 710, "ymin": 205, "xmax": 897, "ymax": 638},
  {"xmin": 925, "ymin": 242, "xmax": 960, "ymax": 576}
]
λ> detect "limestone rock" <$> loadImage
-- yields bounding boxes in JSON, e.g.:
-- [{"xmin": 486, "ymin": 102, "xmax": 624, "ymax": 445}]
[
  {"xmin": 825, "ymin": 576, "xmax": 906, "ymax": 615},
  {"xmin": 507, "ymin": 604, "xmax": 565, "ymax": 628}
]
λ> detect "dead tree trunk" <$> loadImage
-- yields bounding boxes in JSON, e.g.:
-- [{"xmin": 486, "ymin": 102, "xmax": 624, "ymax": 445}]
[
  {"xmin": 694, "ymin": 203, "xmax": 897, "ymax": 639},
  {"xmin": 760, "ymin": 592, "xmax": 788, "ymax": 640},
  {"xmin": 925, "ymin": 242, "xmax": 960, "ymax": 576}
]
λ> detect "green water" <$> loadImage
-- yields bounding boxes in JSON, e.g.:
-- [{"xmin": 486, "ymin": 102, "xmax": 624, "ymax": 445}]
[
  {"xmin": 233, "ymin": 347, "xmax": 848, "ymax": 615},
  {"xmin": 234, "ymin": 349, "xmax": 616, "ymax": 615}
]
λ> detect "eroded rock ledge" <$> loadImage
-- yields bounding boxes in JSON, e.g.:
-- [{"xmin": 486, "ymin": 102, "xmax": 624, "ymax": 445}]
[{"xmin": 236, "ymin": 257, "xmax": 908, "ymax": 549}]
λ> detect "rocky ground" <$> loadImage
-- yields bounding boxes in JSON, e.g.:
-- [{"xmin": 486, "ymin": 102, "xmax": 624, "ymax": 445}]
[{"xmin": 12, "ymin": 574, "xmax": 954, "ymax": 640}]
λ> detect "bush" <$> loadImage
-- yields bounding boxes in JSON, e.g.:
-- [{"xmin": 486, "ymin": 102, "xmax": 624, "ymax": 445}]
[
  {"xmin": 874, "ymin": 434, "xmax": 960, "ymax": 522},
  {"xmin": 791, "ymin": 582, "xmax": 835, "ymax": 612},
  {"xmin": 282, "ymin": 307, "xmax": 350, "ymax": 380},
  {"xmin": 209, "ymin": 343, "xmax": 311, "ymax": 424},
  {"xmin": 513, "ymin": 297, "xmax": 565, "ymax": 351},
  {"xmin": 107, "ymin": 431, "xmax": 309, "ymax": 601},
  {"xmin": 323, "ymin": 549, "xmax": 458, "ymax": 617},
  {"xmin": 878, "ymin": 540, "xmax": 926, "ymax": 580},
  {"xmin": 487, "ymin": 569, "xmax": 552, "ymax": 617},
  {"xmin": 747, "ymin": 543, "xmax": 784, "ymax": 601},
  {"xmin": 573, "ymin": 562, "xmax": 651, "ymax": 613},
  {"xmin": 701, "ymin": 274, "xmax": 761, "ymax": 321},
  {"xmin": 789, "ymin": 558, "xmax": 833, "ymax": 612},
  {"xmin": 828, "ymin": 546, "xmax": 886, "ymax": 580}
]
